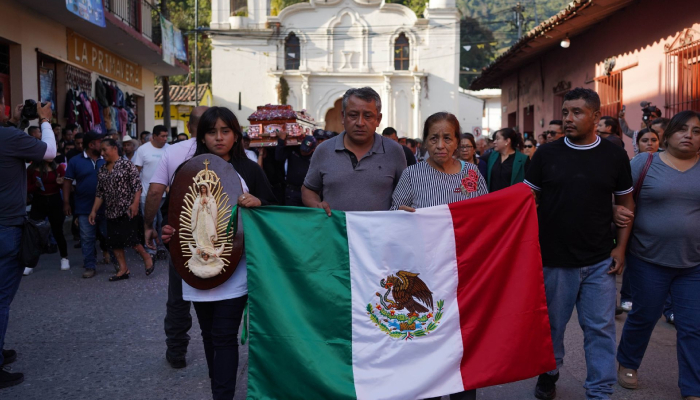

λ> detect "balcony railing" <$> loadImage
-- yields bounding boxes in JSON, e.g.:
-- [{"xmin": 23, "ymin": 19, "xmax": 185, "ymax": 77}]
[{"xmin": 105, "ymin": 0, "xmax": 162, "ymax": 46}]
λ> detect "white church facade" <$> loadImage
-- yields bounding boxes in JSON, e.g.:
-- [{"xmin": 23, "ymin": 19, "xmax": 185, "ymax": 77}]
[{"xmin": 210, "ymin": 0, "xmax": 482, "ymax": 137}]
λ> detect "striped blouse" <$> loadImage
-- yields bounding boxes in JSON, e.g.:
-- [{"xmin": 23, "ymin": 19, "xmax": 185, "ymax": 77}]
[{"xmin": 391, "ymin": 160, "xmax": 489, "ymax": 210}]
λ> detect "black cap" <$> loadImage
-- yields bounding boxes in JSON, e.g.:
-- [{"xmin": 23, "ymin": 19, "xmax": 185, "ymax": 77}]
[{"xmin": 83, "ymin": 131, "xmax": 105, "ymax": 149}]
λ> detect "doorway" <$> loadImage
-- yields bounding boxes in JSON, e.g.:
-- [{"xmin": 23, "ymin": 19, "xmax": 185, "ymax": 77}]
[{"xmin": 324, "ymin": 98, "xmax": 344, "ymax": 133}]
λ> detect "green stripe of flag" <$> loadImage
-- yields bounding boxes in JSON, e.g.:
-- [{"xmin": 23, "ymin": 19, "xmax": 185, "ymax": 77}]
[{"xmin": 243, "ymin": 206, "xmax": 357, "ymax": 400}]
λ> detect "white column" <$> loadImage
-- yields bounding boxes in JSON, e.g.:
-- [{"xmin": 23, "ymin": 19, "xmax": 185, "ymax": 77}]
[
  {"xmin": 383, "ymin": 75, "xmax": 392, "ymax": 128},
  {"xmin": 412, "ymin": 76, "xmax": 422, "ymax": 138},
  {"xmin": 301, "ymin": 75, "xmax": 310, "ymax": 110}
]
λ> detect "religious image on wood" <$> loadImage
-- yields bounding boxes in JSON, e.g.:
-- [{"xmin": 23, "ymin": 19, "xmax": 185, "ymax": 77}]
[{"xmin": 179, "ymin": 159, "xmax": 233, "ymax": 279}]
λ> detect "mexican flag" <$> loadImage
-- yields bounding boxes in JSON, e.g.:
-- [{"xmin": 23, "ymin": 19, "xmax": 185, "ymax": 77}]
[{"xmin": 242, "ymin": 183, "xmax": 555, "ymax": 400}]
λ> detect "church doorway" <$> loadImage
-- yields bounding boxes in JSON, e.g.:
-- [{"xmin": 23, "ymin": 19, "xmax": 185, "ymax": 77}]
[{"xmin": 324, "ymin": 98, "xmax": 344, "ymax": 133}]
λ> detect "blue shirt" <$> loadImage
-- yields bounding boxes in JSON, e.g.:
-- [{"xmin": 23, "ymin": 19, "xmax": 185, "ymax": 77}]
[{"xmin": 65, "ymin": 151, "xmax": 106, "ymax": 215}]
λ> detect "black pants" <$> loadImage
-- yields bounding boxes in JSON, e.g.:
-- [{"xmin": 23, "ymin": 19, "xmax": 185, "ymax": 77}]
[
  {"xmin": 193, "ymin": 295, "xmax": 248, "ymax": 400},
  {"xmin": 29, "ymin": 193, "xmax": 68, "ymax": 258},
  {"xmin": 164, "ymin": 257, "xmax": 192, "ymax": 360},
  {"xmin": 425, "ymin": 390, "xmax": 476, "ymax": 400},
  {"xmin": 285, "ymin": 185, "xmax": 303, "ymax": 207}
]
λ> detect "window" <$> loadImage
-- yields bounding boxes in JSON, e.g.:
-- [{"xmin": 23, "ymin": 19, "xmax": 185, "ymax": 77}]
[
  {"xmin": 666, "ymin": 32, "xmax": 700, "ymax": 115},
  {"xmin": 597, "ymin": 72, "xmax": 622, "ymax": 117},
  {"xmin": 394, "ymin": 33, "xmax": 409, "ymax": 71},
  {"xmin": 285, "ymin": 33, "xmax": 300, "ymax": 70}
]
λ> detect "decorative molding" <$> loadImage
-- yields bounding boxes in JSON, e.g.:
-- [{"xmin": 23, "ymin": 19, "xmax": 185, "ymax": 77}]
[
  {"xmin": 665, "ymin": 28, "xmax": 700, "ymax": 53},
  {"xmin": 553, "ymin": 80, "xmax": 571, "ymax": 94}
]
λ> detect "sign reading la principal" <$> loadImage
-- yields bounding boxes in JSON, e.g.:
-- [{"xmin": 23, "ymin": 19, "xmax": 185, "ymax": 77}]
[{"xmin": 67, "ymin": 29, "xmax": 142, "ymax": 89}]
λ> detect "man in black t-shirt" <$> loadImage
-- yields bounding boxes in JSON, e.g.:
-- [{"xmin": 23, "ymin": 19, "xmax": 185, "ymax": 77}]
[
  {"xmin": 524, "ymin": 88, "xmax": 635, "ymax": 400},
  {"xmin": 382, "ymin": 127, "xmax": 417, "ymax": 166}
]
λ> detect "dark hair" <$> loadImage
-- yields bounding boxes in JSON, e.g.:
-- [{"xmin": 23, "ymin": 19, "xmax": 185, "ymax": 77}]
[
  {"xmin": 74, "ymin": 132, "xmax": 85, "ymax": 140},
  {"xmin": 524, "ymin": 137, "xmax": 537, "ymax": 147},
  {"xmin": 635, "ymin": 128, "xmax": 658, "ymax": 147},
  {"xmin": 342, "ymin": 87, "xmax": 382, "ymax": 114},
  {"xmin": 27, "ymin": 159, "xmax": 58, "ymax": 177},
  {"xmin": 549, "ymin": 120, "xmax": 563, "ymax": 126},
  {"xmin": 494, "ymin": 127, "xmax": 524, "ymax": 151},
  {"xmin": 563, "ymin": 88, "xmax": 601, "ymax": 112},
  {"xmin": 381, "ymin": 127, "xmax": 397, "ymax": 137},
  {"xmin": 650, "ymin": 117, "xmax": 670, "ymax": 131},
  {"xmin": 140, "ymin": 131, "xmax": 151, "ymax": 138},
  {"xmin": 662, "ymin": 110, "xmax": 700, "ymax": 148},
  {"xmin": 422, "ymin": 112, "xmax": 461, "ymax": 143},
  {"xmin": 600, "ymin": 116, "xmax": 622, "ymax": 137},
  {"xmin": 66, "ymin": 123, "xmax": 78, "ymax": 131},
  {"xmin": 153, "ymin": 125, "xmax": 168, "ymax": 136},
  {"xmin": 102, "ymin": 138, "xmax": 119, "ymax": 149},
  {"xmin": 406, "ymin": 138, "xmax": 417, "ymax": 147},
  {"xmin": 51, "ymin": 123, "xmax": 61, "ymax": 129},
  {"xmin": 27, "ymin": 126, "xmax": 40, "ymax": 135},
  {"xmin": 460, "ymin": 132, "xmax": 477, "ymax": 149},
  {"xmin": 194, "ymin": 106, "xmax": 245, "ymax": 160},
  {"xmin": 177, "ymin": 133, "xmax": 188, "ymax": 139}
]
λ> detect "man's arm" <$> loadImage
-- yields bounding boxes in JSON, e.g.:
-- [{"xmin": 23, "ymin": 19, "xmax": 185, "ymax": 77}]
[
  {"xmin": 143, "ymin": 183, "xmax": 167, "ymax": 249},
  {"xmin": 38, "ymin": 102, "xmax": 57, "ymax": 160},
  {"xmin": 618, "ymin": 112, "xmax": 634, "ymax": 139},
  {"xmin": 302, "ymin": 186, "xmax": 331, "ymax": 216},
  {"xmin": 609, "ymin": 193, "xmax": 635, "ymax": 275}
]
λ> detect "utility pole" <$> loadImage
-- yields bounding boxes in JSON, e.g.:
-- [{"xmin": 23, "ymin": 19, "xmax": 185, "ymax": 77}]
[
  {"xmin": 194, "ymin": 0, "xmax": 199, "ymax": 106},
  {"xmin": 532, "ymin": 0, "xmax": 539, "ymax": 26},
  {"xmin": 512, "ymin": 2, "xmax": 525, "ymax": 38},
  {"xmin": 161, "ymin": 0, "xmax": 172, "ymax": 138}
]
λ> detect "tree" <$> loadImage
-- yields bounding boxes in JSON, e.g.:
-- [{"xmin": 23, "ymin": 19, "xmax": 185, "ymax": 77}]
[{"xmin": 459, "ymin": 16, "xmax": 496, "ymax": 88}]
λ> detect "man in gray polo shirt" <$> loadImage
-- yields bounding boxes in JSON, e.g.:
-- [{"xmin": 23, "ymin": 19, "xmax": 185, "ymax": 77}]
[{"xmin": 303, "ymin": 87, "xmax": 406, "ymax": 213}]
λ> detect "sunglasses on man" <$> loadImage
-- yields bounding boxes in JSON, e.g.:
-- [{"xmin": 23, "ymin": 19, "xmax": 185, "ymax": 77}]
[{"xmin": 524, "ymin": 144, "xmax": 535, "ymax": 148}]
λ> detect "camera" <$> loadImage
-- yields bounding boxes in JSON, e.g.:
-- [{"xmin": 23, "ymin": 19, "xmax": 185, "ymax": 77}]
[
  {"xmin": 21, "ymin": 99, "xmax": 46, "ymax": 121},
  {"xmin": 640, "ymin": 101, "xmax": 661, "ymax": 125}
]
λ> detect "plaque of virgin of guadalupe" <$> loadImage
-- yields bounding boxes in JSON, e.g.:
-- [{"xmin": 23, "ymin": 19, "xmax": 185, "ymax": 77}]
[{"xmin": 169, "ymin": 155, "xmax": 245, "ymax": 290}]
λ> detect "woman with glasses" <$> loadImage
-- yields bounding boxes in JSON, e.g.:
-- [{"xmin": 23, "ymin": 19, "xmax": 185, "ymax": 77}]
[
  {"xmin": 523, "ymin": 137, "xmax": 538, "ymax": 160},
  {"xmin": 458, "ymin": 133, "xmax": 488, "ymax": 179}
]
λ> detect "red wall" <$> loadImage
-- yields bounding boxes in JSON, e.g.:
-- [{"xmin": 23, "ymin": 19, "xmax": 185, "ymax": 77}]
[{"xmin": 498, "ymin": 0, "xmax": 700, "ymax": 157}]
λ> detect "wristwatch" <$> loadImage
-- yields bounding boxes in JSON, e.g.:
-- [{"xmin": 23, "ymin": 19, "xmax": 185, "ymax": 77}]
[{"xmin": 39, "ymin": 118, "xmax": 50, "ymax": 124}]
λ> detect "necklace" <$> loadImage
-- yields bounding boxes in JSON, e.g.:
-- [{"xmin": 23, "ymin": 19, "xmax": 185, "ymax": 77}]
[{"xmin": 663, "ymin": 152, "xmax": 699, "ymax": 172}]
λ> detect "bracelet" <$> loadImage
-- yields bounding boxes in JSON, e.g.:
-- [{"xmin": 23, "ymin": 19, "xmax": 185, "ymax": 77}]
[{"xmin": 39, "ymin": 118, "xmax": 50, "ymax": 124}]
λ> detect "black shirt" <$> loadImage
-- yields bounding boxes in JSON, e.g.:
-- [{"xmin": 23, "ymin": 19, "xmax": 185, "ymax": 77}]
[
  {"xmin": 524, "ymin": 136, "xmax": 633, "ymax": 267},
  {"xmin": 489, "ymin": 153, "xmax": 530, "ymax": 192},
  {"xmin": 402, "ymin": 145, "xmax": 417, "ymax": 166},
  {"xmin": 230, "ymin": 156, "xmax": 278, "ymax": 206},
  {"xmin": 275, "ymin": 140, "xmax": 312, "ymax": 187}
]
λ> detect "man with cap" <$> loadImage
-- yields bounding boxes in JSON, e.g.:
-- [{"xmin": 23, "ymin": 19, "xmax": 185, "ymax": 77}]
[
  {"xmin": 122, "ymin": 135, "xmax": 140, "ymax": 162},
  {"xmin": 313, "ymin": 129, "xmax": 326, "ymax": 146},
  {"xmin": 62, "ymin": 131, "xmax": 106, "ymax": 279},
  {"xmin": 276, "ymin": 131, "xmax": 317, "ymax": 206}
]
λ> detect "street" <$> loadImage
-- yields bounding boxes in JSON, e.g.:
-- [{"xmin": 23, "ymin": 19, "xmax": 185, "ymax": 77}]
[{"xmin": 3, "ymin": 241, "xmax": 681, "ymax": 400}]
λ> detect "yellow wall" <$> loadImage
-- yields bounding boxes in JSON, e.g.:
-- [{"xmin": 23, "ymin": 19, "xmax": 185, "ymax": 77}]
[{"xmin": 154, "ymin": 88, "xmax": 213, "ymax": 136}]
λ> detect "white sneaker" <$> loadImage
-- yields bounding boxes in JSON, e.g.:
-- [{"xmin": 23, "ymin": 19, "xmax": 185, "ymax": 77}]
[
  {"xmin": 23, "ymin": 267, "xmax": 34, "ymax": 276},
  {"xmin": 621, "ymin": 301, "xmax": 633, "ymax": 312},
  {"xmin": 60, "ymin": 258, "xmax": 70, "ymax": 271}
]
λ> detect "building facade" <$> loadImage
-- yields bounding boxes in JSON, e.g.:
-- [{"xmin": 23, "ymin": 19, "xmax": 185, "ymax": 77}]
[
  {"xmin": 470, "ymin": 0, "xmax": 700, "ymax": 154},
  {"xmin": 210, "ymin": 0, "xmax": 482, "ymax": 137},
  {"xmin": 0, "ymin": 0, "xmax": 187, "ymax": 134},
  {"xmin": 154, "ymin": 83, "xmax": 213, "ymax": 137}
]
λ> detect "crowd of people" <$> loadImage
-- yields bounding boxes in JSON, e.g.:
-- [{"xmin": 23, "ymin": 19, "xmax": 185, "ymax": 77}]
[{"xmin": 0, "ymin": 82, "xmax": 698, "ymax": 400}]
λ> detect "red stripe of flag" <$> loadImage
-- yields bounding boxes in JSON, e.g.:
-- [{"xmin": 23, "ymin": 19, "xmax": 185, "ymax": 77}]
[{"xmin": 448, "ymin": 183, "xmax": 556, "ymax": 390}]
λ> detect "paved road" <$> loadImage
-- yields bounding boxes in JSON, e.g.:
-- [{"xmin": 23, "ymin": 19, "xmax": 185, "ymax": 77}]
[{"xmin": 3, "ymin": 242, "xmax": 681, "ymax": 399}]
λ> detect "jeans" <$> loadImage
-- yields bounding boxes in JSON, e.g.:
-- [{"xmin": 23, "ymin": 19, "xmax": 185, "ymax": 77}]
[
  {"xmin": 663, "ymin": 295, "xmax": 674, "ymax": 320},
  {"xmin": 617, "ymin": 253, "xmax": 700, "ymax": 397},
  {"xmin": 284, "ymin": 185, "xmax": 303, "ymax": 207},
  {"xmin": 164, "ymin": 256, "xmax": 192, "ymax": 360},
  {"xmin": 544, "ymin": 258, "xmax": 617, "ymax": 400},
  {"xmin": 0, "ymin": 225, "xmax": 23, "ymax": 366},
  {"xmin": 193, "ymin": 295, "xmax": 248, "ymax": 400},
  {"xmin": 77, "ymin": 214, "xmax": 108, "ymax": 270}
]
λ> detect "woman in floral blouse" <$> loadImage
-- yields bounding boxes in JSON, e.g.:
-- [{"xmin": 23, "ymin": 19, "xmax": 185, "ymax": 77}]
[{"xmin": 89, "ymin": 138, "xmax": 154, "ymax": 281}]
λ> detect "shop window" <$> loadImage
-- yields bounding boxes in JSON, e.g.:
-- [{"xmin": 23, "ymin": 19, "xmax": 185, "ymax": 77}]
[
  {"xmin": 597, "ymin": 72, "xmax": 622, "ymax": 117},
  {"xmin": 285, "ymin": 33, "xmax": 300, "ymax": 70},
  {"xmin": 666, "ymin": 31, "xmax": 700, "ymax": 115},
  {"xmin": 394, "ymin": 33, "xmax": 409, "ymax": 71}
]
